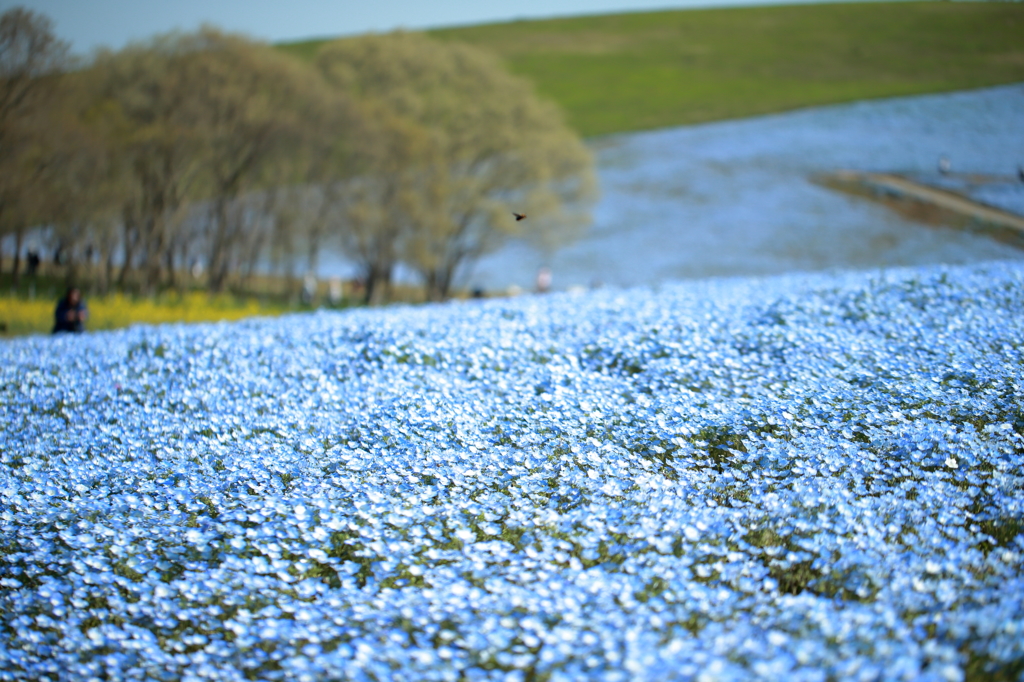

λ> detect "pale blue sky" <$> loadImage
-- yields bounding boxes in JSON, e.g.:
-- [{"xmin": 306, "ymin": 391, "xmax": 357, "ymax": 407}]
[{"xmin": 7, "ymin": 0, "xmax": 900, "ymax": 55}]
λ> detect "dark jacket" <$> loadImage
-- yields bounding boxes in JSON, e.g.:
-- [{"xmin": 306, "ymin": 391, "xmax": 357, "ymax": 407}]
[{"xmin": 53, "ymin": 298, "xmax": 87, "ymax": 333}]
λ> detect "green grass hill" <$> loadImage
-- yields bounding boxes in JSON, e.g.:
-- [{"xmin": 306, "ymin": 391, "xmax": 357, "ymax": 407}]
[{"xmin": 279, "ymin": 1, "xmax": 1024, "ymax": 137}]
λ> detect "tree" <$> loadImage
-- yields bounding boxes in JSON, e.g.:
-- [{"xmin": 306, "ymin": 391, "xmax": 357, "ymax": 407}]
[
  {"xmin": 326, "ymin": 103, "xmax": 436, "ymax": 305},
  {"xmin": 267, "ymin": 87, "xmax": 365, "ymax": 300},
  {"xmin": 316, "ymin": 32, "xmax": 597, "ymax": 301},
  {"xmin": 173, "ymin": 29, "xmax": 345, "ymax": 292},
  {"xmin": 85, "ymin": 29, "xmax": 347, "ymax": 293},
  {"xmin": 18, "ymin": 61, "xmax": 150, "ymax": 292},
  {"xmin": 0, "ymin": 7, "xmax": 68, "ymax": 147},
  {"xmin": 87, "ymin": 35, "xmax": 209, "ymax": 292},
  {"xmin": 0, "ymin": 7, "xmax": 69, "ymax": 282}
]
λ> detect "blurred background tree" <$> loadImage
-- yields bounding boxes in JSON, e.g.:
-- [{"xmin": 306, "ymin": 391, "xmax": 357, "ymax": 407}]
[
  {"xmin": 82, "ymin": 29, "xmax": 348, "ymax": 294},
  {"xmin": 318, "ymin": 102, "xmax": 437, "ymax": 305},
  {"xmin": 0, "ymin": 8, "xmax": 595, "ymax": 307},
  {"xmin": 0, "ymin": 7, "xmax": 69, "ymax": 284},
  {"xmin": 316, "ymin": 32, "xmax": 596, "ymax": 301},
  {"xmin": 85, "ymin": 35, "xmax": 210, "ymax": 294},
  {"xmin": 171, "ymin": 29, "xmax": 346, "ymax": 293}
]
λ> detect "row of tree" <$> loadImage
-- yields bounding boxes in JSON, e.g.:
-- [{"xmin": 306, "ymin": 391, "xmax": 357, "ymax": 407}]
[{"xmin": 0, "ymin": 8, "xmax": 596, "ymax": 302}]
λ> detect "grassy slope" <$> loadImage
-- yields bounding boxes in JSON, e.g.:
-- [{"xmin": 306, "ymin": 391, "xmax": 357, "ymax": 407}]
[{"xmin": 279, "ymin": 1, "xmax": 1024, "ymax": 137}]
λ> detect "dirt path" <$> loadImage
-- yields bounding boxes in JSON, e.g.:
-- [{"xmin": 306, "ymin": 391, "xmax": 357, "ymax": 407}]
[
  {"xmin": 821, "ymin": 170, "xmax": 1024, "ymax": 235},
  {"xmin": 867, "ymin": 173, "xmax": 1024, "ymax": 232}
]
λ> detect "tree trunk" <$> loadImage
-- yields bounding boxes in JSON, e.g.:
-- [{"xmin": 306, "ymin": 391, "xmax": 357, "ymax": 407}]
[
  {"xmin": 11, "ymin": 229, "xmax": 23, "ymax": 286},
  {"xmin": 141, "ymin": 214, "xmax": 168, "ymax": 296},
  {"xmin": 424, "ymin": 259, "xmax": 459, "ymax": 302},
  {"xmin": 117, "ymin": 220, "xmax": 139, "ymax": 290},
  {"xmin": 101, "ymin": 245, "xmax": 115, "ymax": 294},
  {"xmin": 364, "ymin": 262, "xmax": 392, "ymax": 306},
  {"xmin": 164, "ymin": 243, "xmax": 177, "ymax": 291},
  {"xmin": 424, "ymin": 272, "xmax": 444, "ymax": 303},
  {"xmin": 64, "ymin": 255, "xmax": 77, "ymax": 287},
  {"xmin": 207, "ymin": 199, "xmax": 233, "ymax": 293},
  {"xmin": 240, "ymin": 221, "xmax": 269, "ymax": 292},
  {"xmin": 63, "ymin": 237, "xmax": 78, "ymax": 287}
]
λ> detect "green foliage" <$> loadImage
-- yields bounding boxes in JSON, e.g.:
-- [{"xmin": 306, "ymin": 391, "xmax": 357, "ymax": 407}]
[
  {"xmin": 978, "ymin": 516, "xmax": 1023, "ymax": 552},
  {"xmin": 0, "ymin": 8, "xmax": 72, "ymax": 252},
  {"xmin": 744, "ymin": 523, "xmax": 877, "ymax": 601},
  {"xmin": 964, "ymin": 652, "xmax": 1024, "ymax": 682},
  {"xmin": 427, "ymin": 1, "xmax": 1024, "ymax": 136},
  {"xmin": 279, "ymin": 3, "xmax": 1024, "ymax": 138}
]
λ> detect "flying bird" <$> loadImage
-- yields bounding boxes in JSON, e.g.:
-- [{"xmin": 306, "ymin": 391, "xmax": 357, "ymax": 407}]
[{"xmin": 513, "ymin": 212, "xmax": 527, "ymax": 221}]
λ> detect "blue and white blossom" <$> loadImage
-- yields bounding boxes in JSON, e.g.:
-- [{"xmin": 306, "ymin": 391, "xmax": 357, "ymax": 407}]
[{"xmin": 2, "ymin": 261, "xmax": 1023, "ymax": 681}]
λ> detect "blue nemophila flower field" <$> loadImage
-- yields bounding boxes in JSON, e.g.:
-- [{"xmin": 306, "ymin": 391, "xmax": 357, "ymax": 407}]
[{"xmin": 2, "ymin": 262, "xmax": 1023, "ymax": 681}]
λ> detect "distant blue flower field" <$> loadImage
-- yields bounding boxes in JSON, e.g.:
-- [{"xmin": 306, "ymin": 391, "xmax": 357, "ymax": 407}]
[{"xmin": 2, "ymin": 261, "xmax": 1023, "ymax": 681}]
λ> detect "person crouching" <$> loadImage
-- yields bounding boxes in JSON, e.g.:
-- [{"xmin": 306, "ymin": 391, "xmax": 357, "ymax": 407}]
[{"xmin": 53, "ymin": 287, "xmax": 88, "ymax": 334}]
